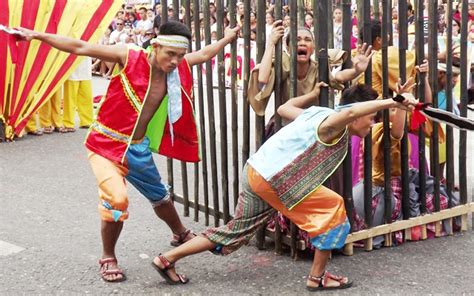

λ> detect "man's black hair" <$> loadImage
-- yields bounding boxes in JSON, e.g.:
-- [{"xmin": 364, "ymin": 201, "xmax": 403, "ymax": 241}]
[
  {"xmin": 340, "ymin": 84, "xmax": 378, "ymax": 106},
  {"xmin": 359, "ymin": 20, "xmax": 382, "ymax": 46},
  {"xmin": 158, "ymin": 21, "xmax": 192, "ymax": 41}
]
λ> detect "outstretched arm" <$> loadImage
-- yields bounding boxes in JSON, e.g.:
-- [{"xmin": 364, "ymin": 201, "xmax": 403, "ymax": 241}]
[
  {"xmin": 258, "ymin": 20, "xmax": 285, "ymax": 84},
  {"xmin": 277, "ymin": 82, "xmax": 328, "ymax": 121},
  {"xmin": 185, "ymin": 26, "xmax": 240, "ymax": 66},
  {"xmin": 334, "ymin": 43, "xmax": 374, "ymax": 83},
  {"xmin": 319, "ymin": 81, "xmax": 417, "ymax": 144},
  {"xmin": 16, "ymin": 27, "xmax": 127, "ymax": 65},
  {"xmin": 390, "ymin": 78, "xmax": 417, "ymax": 139},
  {"xmin": 415, "ymin": 59, "xmax": 432, "ymax": 104}
]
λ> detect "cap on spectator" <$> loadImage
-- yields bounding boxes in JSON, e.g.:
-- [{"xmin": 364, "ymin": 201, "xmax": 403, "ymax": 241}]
[
  {"xmin": 168, "ymin": 5, "xmax": 174, "ymax": 11},
  {"xmin": 438, "ymin": 63, "xmax": 461, "ymax": 74}
]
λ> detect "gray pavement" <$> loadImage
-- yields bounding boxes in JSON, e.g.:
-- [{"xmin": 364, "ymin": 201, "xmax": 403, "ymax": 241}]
[{"xmin": 0, "ymin": 77, "xmax": 473, "ymax": 295}]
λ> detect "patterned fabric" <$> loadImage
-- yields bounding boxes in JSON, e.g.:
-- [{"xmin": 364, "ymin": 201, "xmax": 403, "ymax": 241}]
[
  {"xmin": 248, "ymin": 106, "xmax": 348, "ymax": 210},
  {"xmin": 310, "ymin": 218, "xmax": 350, "ymax": 250},
  {"xmin": 269, "ymin": 134, "xmax": 348, "ymax": 210},
  {"xmin": 203, "ymin": 165, "xmax": 276, "ymax": 255},
  {"xmin": 204, "ymin": 165, "xmax": 349, "ymax": 254}
]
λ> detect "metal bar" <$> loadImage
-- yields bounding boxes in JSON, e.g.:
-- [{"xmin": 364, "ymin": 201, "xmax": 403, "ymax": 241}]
[
  {"xmin": 381, "ymin": 0, "xmax": 392, "ymax": 224},
  {"xmin": 362, "ymin": 0, "xmax": 373, "ymax": 228},
  {"xmin": 341, "ymin": 0, "xmax": 354, "ymax": 231},
  {"xmin": 388, "ymin": 0, "xmax": 393, "ymax": 45},
  {"xmin": 216, "ymin": 0, "xmax": 230, "ymax": 224},
  {"xmin": 161, "ymin": 0, "xmax": 168, "ymax": 23},
  {"xmin": 273, "ymin": 0, "xmax": 283, "ymax": 254},
  {"xmin": 172, "ymin": 0, "xmax": 179, "ymax": 21},
  {"xmin": 328, "ymin": 2, "xmax": 334, "ymax": 48},
  {"xmin": 255, "ymin": 0, "xmax": 267, "ymax": 250},
  {"xmin": 242, "ymin": 0, "xmax": 251, "ymax": 164},
  {"xmin": 459, "ymin": 0, "xmax": 468, "ymax": 205},
  {"xmin": 179, "ymin": 0, "xmax": 193, "ymax": 218},
  {"xmin": 298, "ymin": 0, "xmax": 305, "ymax": 27},
  {"xmin": 374, "ymin": 0, "xmax": 380, "ymax": 20},
  {"xmin": 192, "ymin": 0, "xmax": 210, "ymax": 225},
  {"xmin": 289, "ymin": 0, "xmax": 298, "ymax": 258},
  {"xmin": 428, "ymin": 0, "xmax": 440, "ymax": 212},
  {"xmin": 415, "ymin": 0, "xmax": 426, "ymax": 214},
  {"xmin": 229, "ymin": 0, "xmax": 239, "ymax": 209},
  {"xmin": 398, "ymin": 0, "xmax": 411, "ymax": 220},
  {"xmin": 445, "ymin": 0, "xmax": 455, "ymax": 206},
  {"xmin": 317, "ymin": 0, "xmax": 329, "ymax": 107},
  {"xmin": 312, "ymin": 0, "xmax": 319, "ymax": 50},
  {"xmin": 203, "ymin": 0, "xmax": 220, "ymax": 227}
]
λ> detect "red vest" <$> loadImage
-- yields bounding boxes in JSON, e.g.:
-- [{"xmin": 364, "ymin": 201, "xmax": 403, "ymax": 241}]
[{"xmin": 85, "ymin": 45, "xmax": 199, "ymax": 164}]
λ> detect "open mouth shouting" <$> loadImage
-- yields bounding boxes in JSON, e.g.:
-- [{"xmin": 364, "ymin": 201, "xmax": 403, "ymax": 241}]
[{"xmin": 297, "ymin": 46, "xmax": 309, "ymax": 60}]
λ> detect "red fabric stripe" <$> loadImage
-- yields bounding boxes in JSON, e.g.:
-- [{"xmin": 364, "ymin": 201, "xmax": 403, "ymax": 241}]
[
  {"xmin": 0, "ymin": 0, "xmax": 10, "ymax": 114},
  {"xmin": 15, "ymin": 0, "xmax": 116, "ymax": 134},
  {"xmin": 9, "ymin": 0, "xmax": 41, "ymax": 122},
  {"xmin": 9, "ymin": 0, "xmax": 67, "ymax": 124}
]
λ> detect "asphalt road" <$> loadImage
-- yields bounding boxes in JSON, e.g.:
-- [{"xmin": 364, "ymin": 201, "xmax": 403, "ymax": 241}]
[{"xmin": 0, "ymin": 77, "xmax": 473, "ymax": 295}]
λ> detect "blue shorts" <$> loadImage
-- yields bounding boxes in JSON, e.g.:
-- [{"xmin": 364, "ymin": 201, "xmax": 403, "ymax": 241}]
[{"xmin": 125, "ymin": 137, "xmax": 169, "ymax": 205}]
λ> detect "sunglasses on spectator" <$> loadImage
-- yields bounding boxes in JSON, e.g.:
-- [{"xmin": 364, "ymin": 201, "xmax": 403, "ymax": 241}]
[{"xmin": 116, "ymin": 23, "xmax": 124, "ymax": 25}]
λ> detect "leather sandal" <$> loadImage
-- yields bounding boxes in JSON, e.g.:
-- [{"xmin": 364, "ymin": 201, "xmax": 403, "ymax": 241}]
[
  {"xmin": 306, "ymin": 271, "xmax": 353, "ymax": 291},
  {"xmin": 170, "ymin": 229, "xmax": 196, "ymax": 247},
  {"xmin": 151, "ymin": 254, "xmax": 189, "ymax": 285},
  {"xmin": 99, "ymin": 258, "xmax": 126, "ymax": 282}
]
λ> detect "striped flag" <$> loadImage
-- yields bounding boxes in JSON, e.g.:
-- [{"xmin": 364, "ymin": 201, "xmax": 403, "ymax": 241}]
[{"xmin": 0, "ymin": 0, "xmax": 122, "ymax": 140}]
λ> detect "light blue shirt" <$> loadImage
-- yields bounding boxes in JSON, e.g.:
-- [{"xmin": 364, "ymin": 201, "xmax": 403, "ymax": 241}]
[{"xmin": 248, "ymin": 106, "xmax": 335, "ymax": 180}]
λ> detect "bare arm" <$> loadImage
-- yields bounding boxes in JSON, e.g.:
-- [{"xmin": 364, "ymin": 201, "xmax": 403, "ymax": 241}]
[
  {"xmin": 185, "ymin": 26, "xmax": 239, "ymax": 67},
  {"xmin": 258, "ymin": 20, "xmax": 285, "ymax": 84},
  {"xmin": 277, "ymin": 82, "xmax": 327, "ymax": 121},
  {"xmin": 319, "ymin": 83, "xmax": 417, "ymax": 144},
  {"xmin": 334, "ymin": 43, "xmax": 374, "ymax": 83},
  {"xmin": 417, "ymin": 59, "xmax": 432, "ymax": 104},
  {"xmin": 16, "ymin": 27, "xmax": 127, "ymax": 65}
]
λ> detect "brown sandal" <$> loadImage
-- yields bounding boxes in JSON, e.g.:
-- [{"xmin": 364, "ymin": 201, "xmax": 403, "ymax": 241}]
[
  {"xmin": 43, "ymin": 126, "xmax": 54, "ymax": 134},
  {"xmin": 99, "ymin": 258, "xmax": 126, "ymax": 282},
  {"xmin": 306, "ymin": 271, "xmax": 353, "ymax": 291},
  {"xmin": 170, "ymin": 229, "xmax": 196, "ymax": 247},
  {"xmin": 27, "ymin": 130, "xmax": 43, "ymax": 136},
  {"xmin": 151, "ymin": 254, "xmax": 189, "ymax": 285},
  {"xmin": 59, "ymin": 127, "xmax": 76, "ymax": 133}
]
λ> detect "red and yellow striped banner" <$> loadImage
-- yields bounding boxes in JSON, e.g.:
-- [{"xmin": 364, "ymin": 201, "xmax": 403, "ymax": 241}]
[{"xmin": 0, "ymin": 0, "xmax": 122, "ymax": 139}]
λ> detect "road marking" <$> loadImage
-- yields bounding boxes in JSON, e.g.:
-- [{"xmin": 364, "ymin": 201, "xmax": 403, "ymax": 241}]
[{"xmin": 0, "ymin": 240, "xmax": 25, "ymax": 256}]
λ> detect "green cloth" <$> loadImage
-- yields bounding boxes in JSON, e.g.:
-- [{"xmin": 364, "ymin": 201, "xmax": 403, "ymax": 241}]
[{"xmin": 145, "ymin": 95, "xmax": 168, "ymax": 153}]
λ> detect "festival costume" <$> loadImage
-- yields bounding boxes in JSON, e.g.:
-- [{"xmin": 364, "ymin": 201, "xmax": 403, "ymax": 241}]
[
  {"xmin": 85, "ymin": 44, "xmax": 199, "ymax": 222},
  {"xmin": 203, "ymin": 107, "xmax": 350, "ymax": 254},
  {"xmin": 39, "ymin": 88, "xmax": 63, "ymax": 129},
  {"xmin": 351, "ymin": 123, "xmax": 458, "ymax": 247},
  {"xmin": 63, "ymin": 58, "xmax": 93, "ymax": 129}
]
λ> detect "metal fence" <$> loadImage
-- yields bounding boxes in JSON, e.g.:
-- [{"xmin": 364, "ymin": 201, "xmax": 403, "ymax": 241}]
[{"xmin": 159, "ymin": 0, "xmax": 473, "ymax": 255}]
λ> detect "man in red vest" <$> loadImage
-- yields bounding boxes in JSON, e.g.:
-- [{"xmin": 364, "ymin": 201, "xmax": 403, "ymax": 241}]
[{"xmin": 16, "ymin": 21, "xmax": 239, "ymax": 282}]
